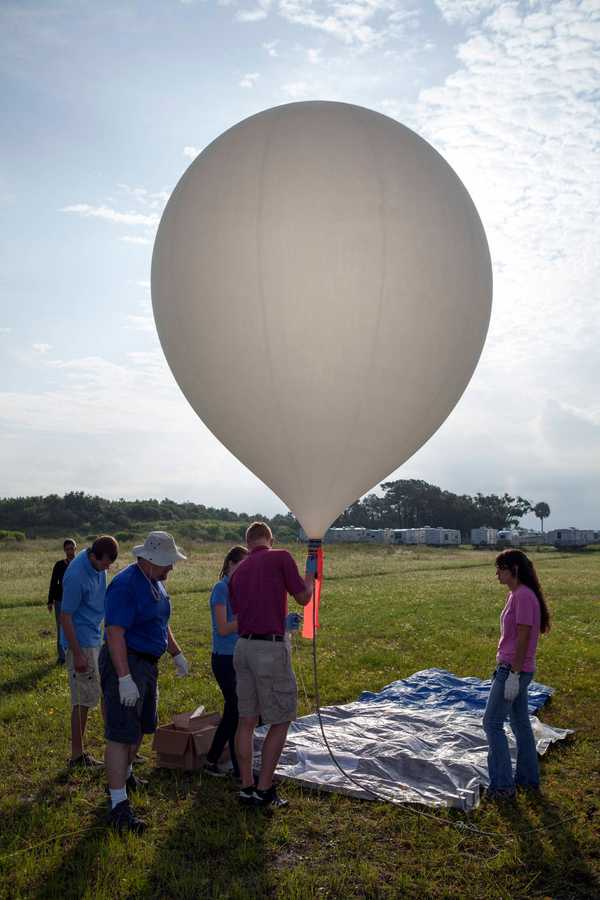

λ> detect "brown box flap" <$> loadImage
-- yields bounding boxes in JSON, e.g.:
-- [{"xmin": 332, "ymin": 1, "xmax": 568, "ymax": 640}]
[
  {"xmin": 153, "ymin": 726, "xmax": 192, "ymax": 754},
  {"xmin": 173, "ymin": 711, "xmax": 221, "ymax": 732}
]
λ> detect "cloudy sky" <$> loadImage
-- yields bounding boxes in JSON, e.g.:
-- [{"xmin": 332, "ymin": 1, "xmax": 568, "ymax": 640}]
[{"xmin": 1, "ymin": 0, "xmax": 599, "ymax": 529}]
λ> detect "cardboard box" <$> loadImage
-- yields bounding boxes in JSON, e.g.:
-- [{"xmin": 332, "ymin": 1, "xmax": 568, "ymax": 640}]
[
  {"xmin": 153, "ymin": 711, "xmax": 224, "ymax": 770},
  {"xmin": 172, "ymin": 705, "xmax": 207, "ymax": 731}
]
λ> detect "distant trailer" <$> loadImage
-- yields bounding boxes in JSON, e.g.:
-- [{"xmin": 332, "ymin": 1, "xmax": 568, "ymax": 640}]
[
  {"xmin": 546, "ymin": 528, "xmax": 596, "ymax": 549},
  {"xmin": 471, "ymin": 527, "xmax": 498, "ymax": 548},
  {"xmin": 515, "ymin": 532, "xmax": 546, "ymax": 547},
  {"xmin": 364, "ymin": 529, "xmax": 387, "ymax": 543},
  {"xmin": 324, "ymin": 527, "xmax": 367, "ymax": 543},
  {"xmin": 496, "ymin": 530, "xmax": 517, "ymax": 548},
  {"xmin": 388, "ymin": 527, "xmax": 460, "ymax": 546},
  {"xmin": 421, "ymin": 527, "xmax": 461, "ymax": 546}
]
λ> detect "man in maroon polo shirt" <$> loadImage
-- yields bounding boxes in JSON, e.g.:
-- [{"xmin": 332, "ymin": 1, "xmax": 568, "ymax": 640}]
[{"xmin": 230, "ymin": 521, "xmax": 315, "ymax": 808}]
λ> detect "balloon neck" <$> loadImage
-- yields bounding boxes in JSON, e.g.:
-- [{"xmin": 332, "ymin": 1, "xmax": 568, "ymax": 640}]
[{"xmin": 307, "ymin": 538, "xmax": 322, "ymax": 551}]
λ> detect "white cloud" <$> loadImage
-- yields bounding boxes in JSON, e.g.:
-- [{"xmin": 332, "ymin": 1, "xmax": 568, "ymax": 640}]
[
  {"xmin": 236, "ymin": 0, "xmax": 272, "ymax": 22},
  {"xmin": 0, "ymin": 327, "xmax": 11, "ymax": 335},
  {"xmin": 434, "ymin": 0, "xmax": 501, "ymax": 26},
  {"xmin": 116, "ymin": 184, "xmax": 169, "ymax": 210},
  {"xmin": 32, "ymin": 343, "xmax": 52, "ymax": 353},
  {"xmin": 60, "ymin": 203, "xmax": 159, "ymax": 228},
  {"xmin": 307, "ymin": 47, "xmax": 322, "ymax": 63},
  {"xmin": 183, "ymin": 145, "xmax": 199, "ymax": 159},
  {"xmin": 239, "ymin": 71, "xmax": 260, "ymax": 87},
  {"xmin": 121, "ymin": 235, "xmax": 152, "ymax": 245},
  {"xmin": 262, "ymin": 39, "xmax": 279, "ymax": 55},
  {"xmin": 281, "ymin": 79, "xmax": 311, "ymax": 99},
  {"xmin": 126, "ymin": 314, "xmax": 155, "ymax": 332},
  {"xmin": 277, "ymin": 0, "xmax": 394, "ymax": 48},
  {"xmin": 136, "ymin": 280, "xmax": 151, "ymax": 289}
]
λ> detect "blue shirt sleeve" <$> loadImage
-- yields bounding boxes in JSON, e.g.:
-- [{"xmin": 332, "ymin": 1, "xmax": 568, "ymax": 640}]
[
  {"xmin": 105, "ymin": 573, "xmax": 137, "ymax": 629},
  {"xmin": 61, "ymin": 566, "xmax": 83, "ymax": 615},
  {"xmin": 210, "ymin": 580, "xmax": 229, "ymax": 608}
]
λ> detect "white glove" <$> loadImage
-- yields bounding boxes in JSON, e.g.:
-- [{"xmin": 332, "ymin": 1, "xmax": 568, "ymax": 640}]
[
  {"xmin": 504, "ymin": 671, "xmax": 521, "ymax": 702},
  {"xmin": 172, "ymin": 652, "xmax": 190, "ymax": 677},
  {"xmin": 118, "ymin": 674, "xmax": 140, "ymax": 707}
]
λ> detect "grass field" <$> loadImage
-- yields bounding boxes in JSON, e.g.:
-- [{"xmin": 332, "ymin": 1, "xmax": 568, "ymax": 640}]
[{"xmin": 1, "ymin": 539, "xmax": 599, "ymax": 899}]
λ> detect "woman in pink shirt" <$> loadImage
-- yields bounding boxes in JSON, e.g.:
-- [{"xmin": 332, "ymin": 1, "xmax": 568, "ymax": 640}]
[{"xmin": 482, "ymin": 549, "xmax": 551, "ymax": 798}]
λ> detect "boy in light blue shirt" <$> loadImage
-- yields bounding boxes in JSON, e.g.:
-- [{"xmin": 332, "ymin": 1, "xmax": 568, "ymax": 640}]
[{"xmin": 60, "ymin": 535, "xmax": 119, "ymax": 768}]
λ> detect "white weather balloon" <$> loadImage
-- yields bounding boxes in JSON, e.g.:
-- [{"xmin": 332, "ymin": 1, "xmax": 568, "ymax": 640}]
[{"xmin": 152, "ymin": 102, "xmax": 492, "ymax": 538}]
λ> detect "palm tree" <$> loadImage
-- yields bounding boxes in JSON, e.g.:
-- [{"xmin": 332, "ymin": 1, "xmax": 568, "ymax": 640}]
[{"xmin": 534, "ymin": 502, "xmax": 550, "ymax": 533}]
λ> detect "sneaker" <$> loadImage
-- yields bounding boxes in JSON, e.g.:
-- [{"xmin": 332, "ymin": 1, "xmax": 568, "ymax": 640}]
[
  {"xmin": 69, "ymin": 752, "xmax": 104, "ymax": 769},
  {"xmin": 255, "ymin": 786, "xmax": 289, "ymax": 809},
  {"xmin": 108, "ymin": 800, "xmax": 147, "ymax": 834},
  {"xmin": 239, "ymin": 785, "xmax": 259, "ymax": 806},
  {"xmin": 133, "ymin": 753, "xmax": 147, "ymax": 764},
  {"xmin": 126, "ymin": 771, "xmax": 148, "ymax": 791},
  {"xmin": 204, "ymin": 761, "xmax": 228, "ymax": 778}
]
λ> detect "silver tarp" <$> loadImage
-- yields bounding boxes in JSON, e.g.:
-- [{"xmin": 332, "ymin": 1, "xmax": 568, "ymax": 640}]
[{"xmin": 254, "ymin": 671, "xmax": 572, "ymax": 811}]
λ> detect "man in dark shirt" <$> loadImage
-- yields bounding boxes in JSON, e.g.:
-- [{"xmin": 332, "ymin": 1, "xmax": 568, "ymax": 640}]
[
  {"xmin": 230, "ymin": 521, "xmax": 315, "ymax": 808},
  {"xmin": 47, "ymin": 538, "xmax": 76, "ymax": 664},
  {"xmin": 101, "ymin": 530, "xmax": 189, "ymax": 833}
]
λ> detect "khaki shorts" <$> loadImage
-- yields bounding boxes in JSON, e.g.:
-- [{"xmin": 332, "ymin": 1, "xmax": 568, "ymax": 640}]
[
  {"xmin": 233, "ymin": 637, "xmax": 297, "ymax": 725},
  {"xmin": 66, "ymin": 646, "xmax": 101, "ymax": 708}
]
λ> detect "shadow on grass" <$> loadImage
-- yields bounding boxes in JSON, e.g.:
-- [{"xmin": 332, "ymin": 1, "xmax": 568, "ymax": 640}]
[
  {"xmin": 0, "ymin": 766, "xmax": 106, "ymax": 888},
  {"xmin": 140, "ymin": 768, "xmax": 271, "ymax": 899},
  {"xmin": 14, "ymin": 766, "xmax": 274, "ymax": 899},
  {"xmin": 0, "ymin": 599, "xmax": 44, "ymax": 611},
  {"xmin": 0, "ymin": 661, "xmax": 57, "ymax": 695},
  {"xmin": 494, "ymin": 791, "xmax": 600, "ymax": 898}
]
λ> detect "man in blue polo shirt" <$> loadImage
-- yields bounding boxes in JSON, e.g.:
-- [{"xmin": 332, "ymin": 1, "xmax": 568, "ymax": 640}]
[
  {"xmin": 100, "ymin": 531, "xmax": 190, "ymax": 834},
  {"xmin": 60, "ymin": 535, "xmax": 119, "ymax": 768}
]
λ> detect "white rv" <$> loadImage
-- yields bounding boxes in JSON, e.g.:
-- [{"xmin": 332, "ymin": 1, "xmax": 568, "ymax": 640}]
[
  {"xmin": 547, "ymin": 528, "xmax": 596, "ymax": 549},
  {"xmin": 496, "ymin": 530, "xmax": 517, "ymax": 547},
  {"xmin": 471, "ymin": 527, "xmax": 498, "ymax": 548}
]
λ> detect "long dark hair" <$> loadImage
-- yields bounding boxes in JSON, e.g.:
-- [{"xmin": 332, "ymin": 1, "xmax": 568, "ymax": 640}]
[
  {"xmin": 219, "ymin": 545, "xmax": 248, "ymax": 580},
  {"xmin": 495, "ymin": 548, "xmax": 551, "ymax": 633}
]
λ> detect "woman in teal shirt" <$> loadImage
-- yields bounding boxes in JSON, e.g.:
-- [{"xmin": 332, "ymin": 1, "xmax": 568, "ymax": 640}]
[{"xmin": 204, "ymin": 545, "xmax": 248, "ymax": 777}]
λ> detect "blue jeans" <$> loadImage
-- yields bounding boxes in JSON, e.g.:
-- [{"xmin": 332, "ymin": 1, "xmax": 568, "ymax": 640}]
[
  {"xmin": 483, "ymin": 664, "xmax": 539, "ymax": 792},
  {"xmin": 54, "ymin": 600, "xmax": 65, "ymax": 663}
]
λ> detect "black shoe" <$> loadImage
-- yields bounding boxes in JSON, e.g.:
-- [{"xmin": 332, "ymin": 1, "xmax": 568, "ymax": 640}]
[
  {"xmin": 204, "ymin": 761, "xmax": 228, "ymax": 778},
  {"xmin": 126, "ymin": 771, "xmax": 148, "ymax": 791},
  {"xmin": 69, "ymin": 752, "xmax": 104, "ymax": 769},
  {"xmin": 108, "ymin": 800, "xmax": 147, "ymax": 834},
  {"xmin": 255, "ymin": 786, "xmax": 289, "ymax": 809},
  {"xmin": 239, "ymin": 785, "xmax": 259, "ymax": 806}
]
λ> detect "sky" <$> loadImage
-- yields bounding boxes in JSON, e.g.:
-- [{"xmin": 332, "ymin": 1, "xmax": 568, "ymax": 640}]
[{"xmin": 1, "ymin": 0, "xmax": 599, "ymax": 530}]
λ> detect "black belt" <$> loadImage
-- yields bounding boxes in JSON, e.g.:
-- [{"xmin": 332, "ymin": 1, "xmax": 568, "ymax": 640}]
[
  {"xmin": 240, "ymin": 634, "xmax": 284, "ymax": 642},
  {"xmin": 129, "ymin": 649, "xmax": 160, "ymax": 664}
]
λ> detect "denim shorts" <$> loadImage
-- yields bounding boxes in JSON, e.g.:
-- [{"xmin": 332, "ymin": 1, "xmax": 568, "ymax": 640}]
[{"xmin": 99, "ymin": 644, "xmax": 159, "ymax": 745}]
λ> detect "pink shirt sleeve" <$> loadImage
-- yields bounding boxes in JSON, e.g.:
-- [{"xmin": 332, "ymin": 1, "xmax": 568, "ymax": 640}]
[
  {"xmin": 514, "ymin": 586, "xmax": 537, "ymax": 626},
  {"xmin": 281, "ymin": 551, "xmax": 307, "ymax": 597}
]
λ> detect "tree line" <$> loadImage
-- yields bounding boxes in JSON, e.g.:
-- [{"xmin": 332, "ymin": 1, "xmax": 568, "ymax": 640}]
[
  {"xmin": 0, "ymin": 482, "xmax": 549, "ymax": 541},
  {"xmin": 0, "ymin": 492, "xmax": 298, "ymax": 542},
  {"xmin": 333, "ymin": 480, "xmax": 548, "ymax": 533}
]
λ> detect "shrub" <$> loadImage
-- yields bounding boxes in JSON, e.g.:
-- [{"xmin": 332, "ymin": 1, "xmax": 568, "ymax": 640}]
[{"xmin": 0, "ymin": 530, "xmax": 26, "ymax": 542}]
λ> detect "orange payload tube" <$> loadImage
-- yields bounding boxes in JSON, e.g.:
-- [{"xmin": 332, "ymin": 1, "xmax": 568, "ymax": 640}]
[{"xmin": 302, "ymin": 543, "xmax": 323, "ymax": 640}]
